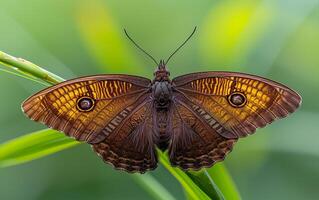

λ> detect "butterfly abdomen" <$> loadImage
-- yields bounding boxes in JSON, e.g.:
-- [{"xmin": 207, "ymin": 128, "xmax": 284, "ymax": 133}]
[{"xmin": 156, "ymin": 110, "xmax": 170, "ymax": 151}]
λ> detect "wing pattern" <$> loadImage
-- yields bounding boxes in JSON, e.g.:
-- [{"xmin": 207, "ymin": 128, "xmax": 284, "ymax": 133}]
[
  {"xmin": 168, "ymin": 94, "xmax": 237, "ymax": 170},
  {"xmin": 92, "ymin": 100, "xmax": 158, "ymax": 173},
  {"xmin": 172, "ymin": 72, "xmax": 302, "ymax": 138},
  {"xmin": 22, "ymin": 75, "xmax": 151, "ymax": 143}
]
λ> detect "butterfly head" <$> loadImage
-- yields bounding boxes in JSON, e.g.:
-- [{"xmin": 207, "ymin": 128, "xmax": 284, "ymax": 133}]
[{"xmin": 154, "ymin": 60, "xmax": 170, "ymax": 82}]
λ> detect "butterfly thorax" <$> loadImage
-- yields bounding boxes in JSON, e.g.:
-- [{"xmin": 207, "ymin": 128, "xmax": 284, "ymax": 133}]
[
  {"xmin": 152, "ymin": 81, "xmax": 172, "ymax": 110},
  {"xmin": 152, "ymin": 60, "xmax": 172, "ymax": 109}
]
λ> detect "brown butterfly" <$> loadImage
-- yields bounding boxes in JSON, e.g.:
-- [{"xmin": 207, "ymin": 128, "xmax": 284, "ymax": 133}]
[{"xmin": 22, "ymin": 28, "xmax": 302, "ymax": 173}]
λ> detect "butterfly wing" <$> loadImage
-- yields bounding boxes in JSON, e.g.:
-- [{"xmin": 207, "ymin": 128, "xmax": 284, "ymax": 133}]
[
  {"xmin": 168, "ymin": 71, "xmax": 301, "ymax": 170},
  {"xmin": 172, "ymin": 71, "xmax": 302, "ymax": 139},
  {"xmin": 22, "ymin": 74, "xmax": 152, "ymax": 144},
  {"xmin": 168, "ymin": 97, "xmax": 237, "ymax": 170},
  {"xmin": 92, "ymin": 101, "xmax": 158, "ymax": 173}
]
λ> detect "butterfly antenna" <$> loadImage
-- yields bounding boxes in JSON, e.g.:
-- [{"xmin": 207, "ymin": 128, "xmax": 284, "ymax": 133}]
[
  {"xmin": 124, "ymin": 29, "xmax": 159, "ymax": 66},
  {"xmin": 165, "ymin": 26, "xmax": 197, "ymax": 65}
]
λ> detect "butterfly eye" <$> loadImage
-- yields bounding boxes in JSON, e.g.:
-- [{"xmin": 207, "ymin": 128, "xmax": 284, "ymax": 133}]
[
  {"xmin": 77, "ymin": 97, "xmax": 95, "ymax": 112},
  {"xmin": 228, "ymin": 92, "xmax": 246, "ymax": 108}
]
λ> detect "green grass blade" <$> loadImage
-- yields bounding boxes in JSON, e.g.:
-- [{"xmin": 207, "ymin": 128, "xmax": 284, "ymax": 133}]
[
  {"xmin": 203, "ymin": 169, "xmax": 226, "ymax": 199},
  {"xmin": 132, "ymin": 174, "xmax": 177, "ymax": 200},
  {"xmin": 157, "ymin": 150, "xmax": 211, "ymax": 200},
  {"xmin": 187, "ymin": 169, "xmax": 225, "ymax": 200},
  {"xmin": 0, "ymin": 50, "xmax": 64, "ymax": 84},
  {"xmin": 0, "ymin": 129, "xmax": 79, "ymax": 167},
  {"xmin": 206, "ymin": 163, "xmax": 242, "ymax": 200},
  {"xmin": 0, "ymin": 67, "xmax": 50, "ymax": 86}
]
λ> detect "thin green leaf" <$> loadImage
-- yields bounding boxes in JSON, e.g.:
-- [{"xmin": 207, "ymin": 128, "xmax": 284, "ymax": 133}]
[
  {"xmin": 157, "ymin": 150, "xmax": 211, "ymax": 200},
  {"xmin": 203, "ymin": 170, "xmax": 225, "ymax": 199},
  {"xmin": 0, "ymin": 67, "xmax": 50, "ymax": 86},
  {"xmin": 0, "ymin": 50, "xmax": 64, "ymax": 84},
  {"xmin": 132, "ymin": 174, "xmax": 177, "ymax": 200},
  {"xmin": 187, "ymin": 169, "xmax": 225, "ymax": 200},
  {"xmin": 0, "ymin": 129, "xmax": 79, "ymax": 167},
  {"xmin": 206, "ymin": 163, "xmax": 242, "ymax": 200}
]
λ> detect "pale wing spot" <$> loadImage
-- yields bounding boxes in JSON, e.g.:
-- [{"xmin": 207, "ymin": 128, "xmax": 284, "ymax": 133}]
[
  {"xmin": 109, "ymin": 81, "xmax": 114, "ymax": 96},
  {"xmin": 113, "ymin": 81, "xmax": 119, "ymax": 95},
  {"xmin": 103, "ymin": 81, "xmax": 111, "ymax": 98},
  {"xmin": 123, "ymin": 82, "xmax": 127, "ymax": 92}
]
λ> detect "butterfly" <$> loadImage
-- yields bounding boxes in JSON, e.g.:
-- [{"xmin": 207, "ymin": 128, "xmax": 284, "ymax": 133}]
[{"xmin": 21, "ymin": 28, "xmax": 302, "ymax": 173}]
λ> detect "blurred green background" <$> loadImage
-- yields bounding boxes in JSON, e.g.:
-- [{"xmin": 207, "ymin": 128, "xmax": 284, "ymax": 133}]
[{"xmin": 0, "ymin": 0, "xmax": 319, "ymax": 199}]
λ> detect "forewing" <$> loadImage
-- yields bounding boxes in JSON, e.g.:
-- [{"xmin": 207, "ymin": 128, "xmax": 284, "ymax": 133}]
[
  {"xmin": 172, "ymin": 71, "xmax": 302, "ymax": 138},
  {"xmin": 168, "ymin": 96, "xmax": 237, "ymax": 170},
  {"xmin": 22, "ymin": 74, "xmax": 151, "ymax": 143},
  {"xmin": 92, "ymin": 101, "xmax": 158, "ymax": 173}
]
